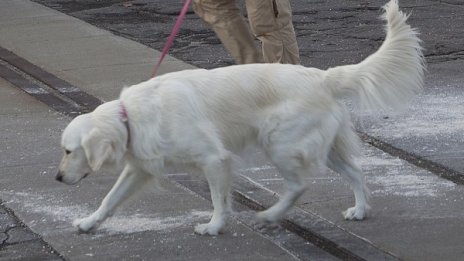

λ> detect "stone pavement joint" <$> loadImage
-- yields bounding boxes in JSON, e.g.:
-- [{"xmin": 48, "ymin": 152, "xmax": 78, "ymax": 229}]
[
  {"xmin": 0, "ymin": 46, "xmax": 102, "ymax": 114},
  {"xmin": 0, "ymin": 201, "xmax": 63, "ymax": 260},
  {"xmin": 360, "ymin": 133, "xmax": 464, "ymax": 185}
]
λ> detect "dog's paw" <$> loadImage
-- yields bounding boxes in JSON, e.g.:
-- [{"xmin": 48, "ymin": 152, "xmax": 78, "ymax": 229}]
[
  {"xmin": 194, "ymin": 223, "xmax": 223, "ymax": 236},
  {"xmin": 343, "ymin": 207, "xmax": 366, "ymax": 221},
  {"xmin": 73, "ymin": 217, "xmax": 98, "ymax": 233}
]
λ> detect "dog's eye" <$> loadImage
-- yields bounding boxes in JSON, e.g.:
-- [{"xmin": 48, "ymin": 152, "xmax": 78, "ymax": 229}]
[{"xmin": 65, "ymin": 150, "xmax": 71, "ymax": 155}]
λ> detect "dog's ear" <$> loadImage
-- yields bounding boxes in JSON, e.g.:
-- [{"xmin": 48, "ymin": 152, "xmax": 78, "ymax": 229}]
[{"xmin": 82, "ymin": 128, "xmax": 112, "ymax": 172}]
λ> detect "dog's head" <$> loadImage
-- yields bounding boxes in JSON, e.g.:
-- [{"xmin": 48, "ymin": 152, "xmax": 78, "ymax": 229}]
[{"xmin": 56, "ymin": 113, "xmax": 116, "ymax": 185}]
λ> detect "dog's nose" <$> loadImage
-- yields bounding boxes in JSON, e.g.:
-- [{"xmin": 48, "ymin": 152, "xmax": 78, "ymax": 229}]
[{"xmin": 55, "ymin": 172, "xmax": 63, "ymax": 182}]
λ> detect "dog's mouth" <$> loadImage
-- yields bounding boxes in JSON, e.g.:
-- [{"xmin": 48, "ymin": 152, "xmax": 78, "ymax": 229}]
[
  {"xmin": 72, "ymin": 172, "xmax": 90, "ymax": 185},
  {"xmin": 69, "ymin": 173, "xmax": 90, "ymax": 185}
]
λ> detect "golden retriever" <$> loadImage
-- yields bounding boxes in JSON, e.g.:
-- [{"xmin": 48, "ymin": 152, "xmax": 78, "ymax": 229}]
[{"xmin": 56, "ymin": 0, "xmax": 424, "ymax": 236}]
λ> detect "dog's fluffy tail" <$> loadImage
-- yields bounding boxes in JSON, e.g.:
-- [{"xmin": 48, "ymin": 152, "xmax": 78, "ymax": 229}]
[{"xmin": 325, "ymin": 0, "xmax": 425, "ymax": 111}]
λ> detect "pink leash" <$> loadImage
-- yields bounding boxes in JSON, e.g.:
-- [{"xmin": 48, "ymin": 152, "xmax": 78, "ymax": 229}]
[
  {"xmin": 122, "ymin": 0, "xmax": 191, "ymax": 140},
  {"xmin": 151, "ymin": 0, "xmax": 193, "ymax": 78}
]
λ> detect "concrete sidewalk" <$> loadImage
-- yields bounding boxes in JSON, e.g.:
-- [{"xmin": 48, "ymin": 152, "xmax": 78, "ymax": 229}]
[
  {"xmin": 0, "ymin": 0, "xmax": 195, "ymax": 101},
  {"xmin": 1, "ymin": 0, "xmax": 464, "ymax": 260}
]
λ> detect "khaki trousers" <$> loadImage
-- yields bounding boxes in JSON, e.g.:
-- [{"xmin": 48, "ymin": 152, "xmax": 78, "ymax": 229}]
[{"xmin": 193, "ymin": 0, "xmax": 300, "ymax": 64}]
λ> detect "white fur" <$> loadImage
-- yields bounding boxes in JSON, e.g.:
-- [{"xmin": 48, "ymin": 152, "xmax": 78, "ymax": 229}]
[{"xmin": 56, "ymin": 0, "xmax": 424, "ymax": 236}]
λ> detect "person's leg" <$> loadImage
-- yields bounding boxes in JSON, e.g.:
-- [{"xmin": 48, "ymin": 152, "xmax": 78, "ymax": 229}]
[
  {"xmin": 245, "ymin": 0, "xmax": 300, "ymax": 64},
  {"xmin": 193, "ymin": 0, "xmax": 262, "ymax": 64}
]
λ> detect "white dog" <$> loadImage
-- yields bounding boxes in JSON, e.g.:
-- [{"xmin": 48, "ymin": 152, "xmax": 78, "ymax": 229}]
[{"xmin": 56, "ymin": 0, "xmax": 424, "ymax": 236}]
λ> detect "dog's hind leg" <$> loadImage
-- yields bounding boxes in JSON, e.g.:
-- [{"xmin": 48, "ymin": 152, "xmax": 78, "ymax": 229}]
[
  {"xmin": 328, "ymin": 150, "xmax": 370, "ymax": 220},
  {"xmin": 195, "ymin": 155, "xmax": 232, "ymax": 236},
  {"xmin": 256, "ymin": 152, "xmax": 307, "ymax": 223},
  {"xmin": 74, "ymin": 164, "xmax": 152, "ymax": 232},
  {"xmin": 256, "ymin": 169, "xmax": 306, "ymax": 223}
]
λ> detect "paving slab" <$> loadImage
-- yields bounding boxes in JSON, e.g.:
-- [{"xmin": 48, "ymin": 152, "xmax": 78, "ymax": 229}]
[
  {"xmin": 0, "ymin": 79, "xmax": 63, "ymax": 260},
  {"xmin": 0, "ymin": 0, "xmax": 195, "ymax": 102}
]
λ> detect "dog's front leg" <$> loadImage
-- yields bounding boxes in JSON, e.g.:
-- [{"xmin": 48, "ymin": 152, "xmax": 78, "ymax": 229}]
[
  {"xmin": 195, "ymin": 156, "xmax": 232, "ymax": 236},
  {"xmin": 74, "ymin": 164, "xmax": 151, "ymax": 232}
]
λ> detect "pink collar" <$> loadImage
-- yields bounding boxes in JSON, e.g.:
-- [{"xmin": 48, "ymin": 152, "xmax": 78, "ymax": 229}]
[
  {"xmin": 120, "ymin": 101, "xmax": 129, "ymax": 121},
  {"xmin": 120, "ymin": 101, "xmax": 130, "ymax": 146}
]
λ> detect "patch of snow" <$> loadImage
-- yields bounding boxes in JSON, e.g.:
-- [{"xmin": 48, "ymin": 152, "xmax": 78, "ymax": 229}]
[
  {"xmin": 100, "ymin": 210, "xmax": 211, "ymax": 234},
  {"xmin": 357, "ymin": 147, "xmax": 456, "ymax": 197},
  {"xmin": 1, "ymin": 191, "xmax": 211, "ymax": 234},
  {"xmin": 360, "ymin": 92, "xmax": 464, "ymax": 138},
  {"xmin": 242, "ymin": 165, "xmax": 275, "ymax": 173}
]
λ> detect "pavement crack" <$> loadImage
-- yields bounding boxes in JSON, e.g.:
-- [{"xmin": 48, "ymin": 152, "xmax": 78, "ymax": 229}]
[
  {"xmin": 440, "ymin": 1, "xmax": 464, "ymax": 7},
  {"xmin": 0, "ymin": 231, "xmax": 9, "ymax": 246},
  {"xmin": 425, "ymin": 50, "xmax": 464, "ymax": 63}
]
